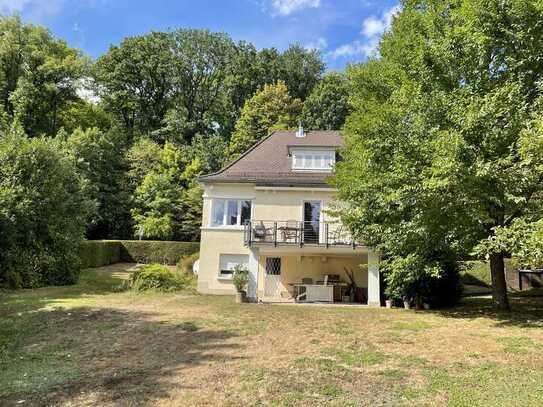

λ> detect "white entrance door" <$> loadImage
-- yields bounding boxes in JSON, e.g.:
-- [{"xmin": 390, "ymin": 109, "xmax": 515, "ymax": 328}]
[{"xmin": 264, "ymin": 257, "xmax": 282, "ymax": 297}]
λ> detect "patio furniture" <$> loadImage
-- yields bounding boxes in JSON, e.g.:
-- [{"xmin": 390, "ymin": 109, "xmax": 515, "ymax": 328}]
[
  {"xmin": 293, "ymin": 283, "xmax": 333, "ymax": 302},
  {"xmin": 253, "ymin": 221, "xmax": 272, "ymax": 241},
  {"xmin": 293, "ymin": 278, "xmax": 333, "ymax": 302},
  {"xmin": 294, "ymin": 278, "xmax": 313, "ymax": 301},
  {"xmin": 279, "ymin": 220, "xmax": 299, "ymax": 243}
]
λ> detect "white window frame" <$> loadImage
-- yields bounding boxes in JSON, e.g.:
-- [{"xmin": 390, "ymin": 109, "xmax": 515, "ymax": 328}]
[
  {"xmin": 210, "ymin": 199, "xmax": 252, "ymax": 228},
  {"xmin": 291, "ymin": 148, "xmax": 335, "ymax": 171},
  {"xmin": 218, "ymin": 254, "xmax": 249, "ymax": 280}
]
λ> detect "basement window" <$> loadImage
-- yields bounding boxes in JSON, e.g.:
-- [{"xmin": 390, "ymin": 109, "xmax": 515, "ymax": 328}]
[{"xmin": 218, "ymin": 254, "xmax": 249, "ymax": 279}]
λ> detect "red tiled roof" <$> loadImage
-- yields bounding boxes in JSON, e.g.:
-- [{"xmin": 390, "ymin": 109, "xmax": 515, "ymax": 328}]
[{"xmin": 199, "ymin": 131, "xmax": 343, "ymax": 186}]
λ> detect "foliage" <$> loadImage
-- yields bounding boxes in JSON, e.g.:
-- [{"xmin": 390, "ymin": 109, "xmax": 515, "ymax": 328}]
[
  {"xmin": 0, "ymin": 125, "xmax": 89, "ymax": 288},
  {"xmin": 383, "ymin": 254, "xmax": 440, "ymax": 302},
  {"xmin": 79, "ymin": 240, "xmax": 121, "ymax": 269},
  {"xmin": 232, "ymin": 264, "xmax": 249, "ymax": 293},
  {"xmin": 476, "ymin": 219, "xmax": 543, "ymax": 269},
  {"xmin": 0, "ymin": 16, "xmax": 88, "ymax": 137},
  {"xmin": 94, "ymin": 31, "xmax": 174, "ymax": 138},
  {"xmin": 65, "ymin": 127, "xmax": 132, "ymax": 238},
  {"xmin": 126, "ymin": 138, "xmax": 163, "ymax": 188},
  {"xmin": 383, "ymin": 254, "xmax": 462, "ymax": 307},
  {"xmin": 227, "ymin": 81, "xmax": 302, "ymax": 159},
  {"xmin": 301, "ymin": 72, "xmax": 350, "ymax": 130},
  {"xmin": 276, "ymin": 44, "xmax": 325, "ymax": 101},
  {"xmin": 335, "ymin": 0, "xmax": 543, "ymax": 311},
  {"xmin": 118, "ymin": 240, "xmax": 200, "ymax": 265},
  {"xmin": 130, "ymin": 264, "xmax": 186, "ymax": 292},
  {"xmin": 165, "ymin": 29, "xmax": 237, "ymax": 142},
  {"xmin": 130, "ymin": 141, "xmax": 203, "ymax": 241}
]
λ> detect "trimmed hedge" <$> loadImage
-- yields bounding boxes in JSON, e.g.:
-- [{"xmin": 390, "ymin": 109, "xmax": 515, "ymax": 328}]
[
  {"xmin": 80, "ymin": 240, "xmax": 121, "ymax": 269},
  {"xmin": 459, "ymin": 259, "xmax": 515, "ymax": 287},
  {"xmin": 119, "ymin": 240, "xmax": 199, "ymax": 265},
  {"xmin": 79, "ymin": 240, "xmax": 200, "ymax": 267}
]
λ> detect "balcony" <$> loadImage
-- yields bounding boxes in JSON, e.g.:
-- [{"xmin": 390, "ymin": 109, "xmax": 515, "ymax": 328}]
[{"xmin": 244, "ymin": 220, "xmax": 360, "ymax": 248}]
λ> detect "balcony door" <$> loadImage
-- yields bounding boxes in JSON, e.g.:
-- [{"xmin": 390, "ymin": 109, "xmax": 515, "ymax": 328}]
[{"xmin": 303, "ymin": 201, "xmax": 321, "ymax": 244}]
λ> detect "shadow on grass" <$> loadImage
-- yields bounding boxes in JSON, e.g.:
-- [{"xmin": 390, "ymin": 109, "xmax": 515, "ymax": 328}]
[
  {"xmin": 1, "ymin": 265, "xmax": 241, "ymax": 405},
  {"xmin": 429, "ymin": 295, "xmax": 543, "ymax": 329},
  {"xmin": 0, "ymin": 264, "xmax": 135, "ymax": 317},
  {"xmin": 1, "ymin": 306, "xmax": 243, "ymax": 406}
]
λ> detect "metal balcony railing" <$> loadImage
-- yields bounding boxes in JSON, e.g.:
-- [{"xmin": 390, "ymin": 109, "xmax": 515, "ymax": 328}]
[{"xmin": 244, "ymin": 220, "xmax": 359, "ymax": 248}]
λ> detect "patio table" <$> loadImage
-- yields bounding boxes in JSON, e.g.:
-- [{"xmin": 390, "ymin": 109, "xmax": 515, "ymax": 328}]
[{"xmin": 290, "ymin": 283, "xmax": 334, "ymax": 302}]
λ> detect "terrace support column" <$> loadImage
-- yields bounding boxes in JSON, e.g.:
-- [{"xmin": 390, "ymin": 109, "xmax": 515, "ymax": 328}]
[
  {"xmin": 247, "ymin": 248, "xmax": 259, "ymax": 302},
  {"xmin": 367, "ymin": 250, "xmax": 381, "ymax": 307}
]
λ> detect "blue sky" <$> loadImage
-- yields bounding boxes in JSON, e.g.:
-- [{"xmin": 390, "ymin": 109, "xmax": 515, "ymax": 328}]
[{"xmin": 1, "ymin": 0, "xmax": 400, "ymax": 70}]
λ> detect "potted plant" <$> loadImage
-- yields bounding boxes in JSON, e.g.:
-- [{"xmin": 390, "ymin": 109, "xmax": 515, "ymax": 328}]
[
  {"xmin": 385, "ymin": 299, "xmax": 393, "ymax": 309},
  {"xmin": 232, "ymin": 264, "xmax": 249, "ymax": 303}
]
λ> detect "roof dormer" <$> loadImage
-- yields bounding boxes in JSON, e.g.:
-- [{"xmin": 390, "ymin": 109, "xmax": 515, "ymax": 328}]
[{"xmin": 290, "ymin": 147, "xmax": 336, "ymax": 172}]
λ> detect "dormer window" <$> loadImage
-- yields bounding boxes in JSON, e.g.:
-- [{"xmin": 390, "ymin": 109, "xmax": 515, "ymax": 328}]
[{"xmin": 291, "ymin": 148, "xmax": 335, "ymax": 171}]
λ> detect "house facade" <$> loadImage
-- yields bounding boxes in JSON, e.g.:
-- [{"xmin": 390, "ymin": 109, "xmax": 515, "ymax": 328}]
[{"xmin": 197, "ymin": 129, "xmax": 381, "ymax": 306}]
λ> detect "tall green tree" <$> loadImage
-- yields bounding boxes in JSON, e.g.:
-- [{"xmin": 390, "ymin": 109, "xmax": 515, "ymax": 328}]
[
  {"xmin": 166, "ymin": 29, "xmax": 236, "ymax": 142},
  {"xmin": 227, "ymin": 81, "xmax": 302, "ymax": 158},
  {"xmin": 278, "ymin": 44, "xmax": 325, "ymax": 101},
  {"xmin": 94, "ymin": 32, "xmax": 174, "ymax": 138},
  {"xmin": 0, "ymin": 15, "xmax": 87, "ymax": 137},
  {"xmin": 301, "ymin": 72, "xmax": 351, "ymax": 130},
  {"xmin": 0, "ymin": 124, "xmax": 89, "ymax": 288},
  {"xmin": 335, "ymin": 0, "xmax": 543, "ymax": 311},
  {"xmin": 65, "ymin": 127, "xmax": 132, "ymax": 239}
]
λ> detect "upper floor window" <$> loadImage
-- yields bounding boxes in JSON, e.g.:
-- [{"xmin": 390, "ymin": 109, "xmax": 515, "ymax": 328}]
[
  {"xmin": 291, "ymin": 149, "xmax": 335, "ymax": 171},
  {"xmin": 211, "ymin": 199, "xmax": 252, "ymax": 227}
]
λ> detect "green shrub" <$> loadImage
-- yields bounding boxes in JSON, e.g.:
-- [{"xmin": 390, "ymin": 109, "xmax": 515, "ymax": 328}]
[
  {"xmin": 79, "ymin": 241, "xmax": 121, "ymax": 269},
  {"xmin": 384, "ymin": 253, "xmax": 462, "ymax": 308},
  {"xmin": 177, "ymin": 252, "xmax": 199, "ymax": 274},
  {"xmin": 0, "ymin": 128, "xmax": 89, "ymax": 289},
  {"xmin": 130, "ymin": 264, "xmax": 186, "ymax": 292},
  {"xmin": 119, "ymin": 240, "xmax": 199, "ymax": 265},
  {"xmin": 232, "ymin": 264, "xmax": 249, "ymax": 293}
]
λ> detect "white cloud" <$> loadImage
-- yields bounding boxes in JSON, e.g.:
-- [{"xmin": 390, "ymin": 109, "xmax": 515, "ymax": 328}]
[
  {"xmin": 361, "ymin": 16, "xmax": 386, "ymax": 38},
  {"xmin": 328, "ymin": 39, "xmax": 377, "ymax": 59},
  {"xmin": 270, "ymin": 0, "xmax": 321, "ymax": 16},
  {"xmin": 328, "ymin": 4, "xmax": 400, "ymax": 60},
  {"xmin": 0, "ymin": 0, "xmax": 64, "ymax": 21},
  {"xmin": 305, "ymin": 37, "xmax": 327, "ymax": 51},
  {"xmin": 361, "ymin": 5, "xmax": 400, "ymax": 38}
]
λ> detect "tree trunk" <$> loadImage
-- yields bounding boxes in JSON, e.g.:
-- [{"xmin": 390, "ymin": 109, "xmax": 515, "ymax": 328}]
[{"xmin": 489, "ymin": 252, "xmax": 510, "ymax": 312}]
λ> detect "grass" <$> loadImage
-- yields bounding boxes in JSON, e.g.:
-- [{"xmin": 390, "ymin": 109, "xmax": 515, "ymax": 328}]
[{"xmin": 2, "ymin": 264, "xmax": 543, "ymax": 406}]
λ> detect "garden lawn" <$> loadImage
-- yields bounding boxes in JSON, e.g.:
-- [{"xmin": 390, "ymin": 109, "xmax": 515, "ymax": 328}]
[{"xmin": 2, "ymin": 264, "xmax": 543, "ymax": 406}]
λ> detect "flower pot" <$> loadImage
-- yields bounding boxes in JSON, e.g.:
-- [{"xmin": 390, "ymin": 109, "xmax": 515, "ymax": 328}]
[
  {"xmin": 403, "ymin": 300, "xmax": 411, "ymax": 310},
  {"xmin": 235, "ymin": 291, "xmax": 247, "ymax": 304},
  {"xmin": 385, "ymin": 300, "xmax": 393, "ymax": 309}
]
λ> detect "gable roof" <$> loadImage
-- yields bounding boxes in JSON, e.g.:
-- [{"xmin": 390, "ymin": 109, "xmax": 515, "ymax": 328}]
[{"xmin": 198, "ymin": 130, "xmax": 343, "ymax": 187}]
